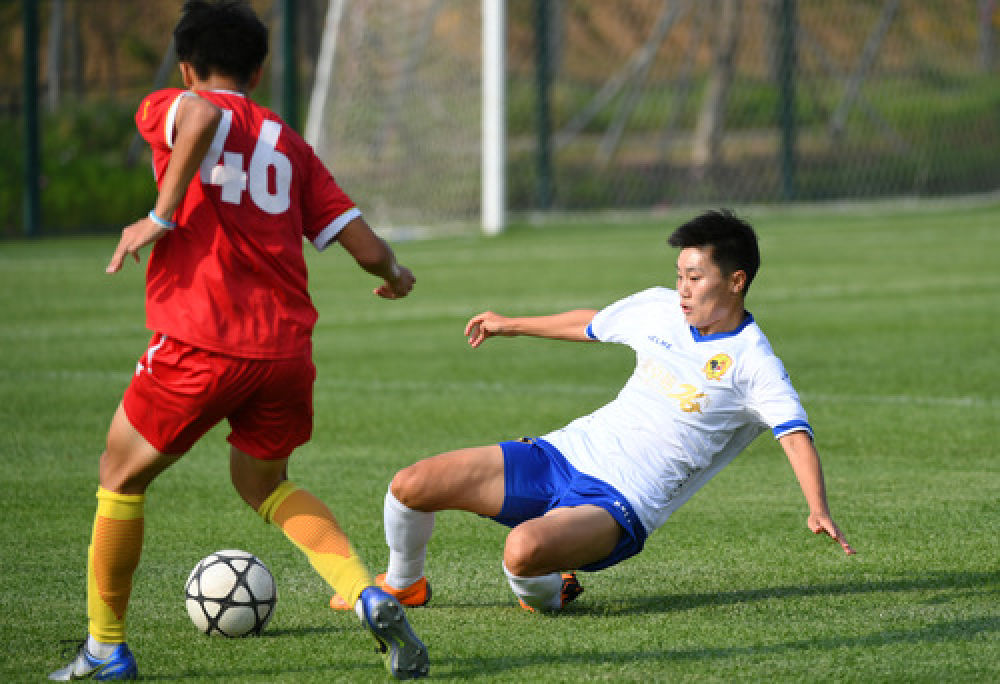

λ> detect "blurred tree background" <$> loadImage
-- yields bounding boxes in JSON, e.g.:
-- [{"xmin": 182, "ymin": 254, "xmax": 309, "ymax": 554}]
[{"xmin": 3, "ymin": 1, "xmax": 999, "ymax": 237}]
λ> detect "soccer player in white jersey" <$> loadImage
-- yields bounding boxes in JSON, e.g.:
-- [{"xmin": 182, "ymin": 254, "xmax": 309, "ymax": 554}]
[{"xmin": 330, "ymin": 209, "xmax": 855, "ymax": 614}]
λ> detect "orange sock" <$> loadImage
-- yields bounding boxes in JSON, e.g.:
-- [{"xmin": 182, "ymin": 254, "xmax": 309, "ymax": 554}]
[
  {"xmin": 87, "ymin": 487, "xmax": 144, "ymax": 643},
  {"xmin": 258, "ymin": 481, "xmax": 371, "ymax": 608}
]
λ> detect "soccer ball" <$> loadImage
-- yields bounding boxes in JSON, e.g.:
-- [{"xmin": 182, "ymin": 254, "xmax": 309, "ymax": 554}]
[{"xmin": 184, "ymin": 549, "xmax": 277, "ymax": 637}]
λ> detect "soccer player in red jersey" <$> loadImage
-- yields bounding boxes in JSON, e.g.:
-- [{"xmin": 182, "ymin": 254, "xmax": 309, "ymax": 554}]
[{"xmin": 49, "ymin": 1, "xmax": 428, "ymax": 680}]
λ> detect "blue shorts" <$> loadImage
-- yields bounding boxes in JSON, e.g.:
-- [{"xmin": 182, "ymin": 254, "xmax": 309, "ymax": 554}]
[{"xmin": 491, "ymin": 438, "xmax": 647, "ymax": 572}]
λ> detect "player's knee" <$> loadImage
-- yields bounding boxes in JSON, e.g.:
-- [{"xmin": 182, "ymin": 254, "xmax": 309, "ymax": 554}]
[
  {"xmin": 230, "ymin": 472, "xmax": 263, "ymax": 510},
  {"xmin": 389, "ymin": 462, "xmax": 438, "ymax": 510},
  {"xmin": 99, "ymin": 445, "xmax": 163, "ymax": 495},
  {"xmin": 229, "ymin": 450, "xmax": 285, "ymax": 511},
  {"xmin": 503, "ymin": 528, "xmax": 547, "ymax": 577},
  {"xmin": 98, "ymin": 449, "xmax": 135, "ymax": 493}
]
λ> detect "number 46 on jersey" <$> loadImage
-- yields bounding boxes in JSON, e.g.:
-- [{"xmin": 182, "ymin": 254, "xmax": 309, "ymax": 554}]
[{"xmin": 201, "ymin": 111, "xmax": 291, "ymax": 215}]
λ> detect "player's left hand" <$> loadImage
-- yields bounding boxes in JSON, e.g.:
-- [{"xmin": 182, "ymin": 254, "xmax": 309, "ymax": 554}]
[
  {"xmin": 106, "ymin": 216, "xmax": 170, "ymax": 273},
  {"xmin": 808, "ymin": 512, "xmax": 856, "ymax": 555}
]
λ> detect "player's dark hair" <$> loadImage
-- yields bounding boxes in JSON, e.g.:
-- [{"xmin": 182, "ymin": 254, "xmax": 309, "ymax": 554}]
[
  {"xmin": 174, "ymin": 0, "xmax": 268, "ymax": 85},
  {"xmin": 667, "ymin": 209, "xmax": 760, "ymax": 295}
]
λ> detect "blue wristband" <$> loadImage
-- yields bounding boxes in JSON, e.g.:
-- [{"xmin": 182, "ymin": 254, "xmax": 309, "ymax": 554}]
[{"xmin": 148, "ymin": 210, "xmax": 177, "ymax": 230}]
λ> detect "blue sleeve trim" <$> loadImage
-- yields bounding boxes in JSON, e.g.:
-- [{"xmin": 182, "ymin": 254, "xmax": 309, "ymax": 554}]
[
  {"xmin": 585, "ymin": 323, "xmax": 598, "ymax": 340},
  {"xmin": 773, "ymin": 420, "xmax": 813, "ymax": 440}
]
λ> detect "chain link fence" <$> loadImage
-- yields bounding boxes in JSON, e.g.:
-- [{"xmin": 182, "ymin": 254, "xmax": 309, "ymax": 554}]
[
  {"xmin": 3, "ymin": 0, "xmax": 998, "ymax": 236},
  {"xmin": 505, "ymin": 0, "xmax": 1000, "ymax": 212}
]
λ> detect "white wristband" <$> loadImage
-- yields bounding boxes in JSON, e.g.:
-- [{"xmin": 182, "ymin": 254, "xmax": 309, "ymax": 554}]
[{"xmin": 148, "ymin": 210, "xmax": 177, "ymax": 230}]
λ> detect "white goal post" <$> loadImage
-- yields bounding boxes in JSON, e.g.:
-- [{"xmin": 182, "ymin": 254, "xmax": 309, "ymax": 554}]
[
  {"xmin": 481, "ymin": 0, "xmax": 506, "ymax": 235},
  {"xmin": 305, "ymin": 0, "xmax": 507, "ymax": 236}
]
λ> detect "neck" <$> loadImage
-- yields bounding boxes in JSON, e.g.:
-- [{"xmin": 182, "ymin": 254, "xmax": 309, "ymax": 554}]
[
  {"xmin": 189, "ymin": 77, "xmax": 245, "ymax": 93},
  {"xmin": 696, "ymin": 307, "xmax": 747, "ymax": 337}
]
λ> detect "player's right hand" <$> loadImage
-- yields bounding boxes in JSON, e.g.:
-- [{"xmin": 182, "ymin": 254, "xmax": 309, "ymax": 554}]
[
  {"xmin": 106, "ymin": 216, "xmax": 170, "ymax": 273},
  {"xmin": 465, "ymin": 311, "xmax": 512, "ymax": 348}
]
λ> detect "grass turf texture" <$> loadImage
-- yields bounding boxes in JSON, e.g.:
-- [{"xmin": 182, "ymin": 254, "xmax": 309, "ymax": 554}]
[{"xmin": 1, "ymin": 200, "xmax": 998, "ymax": 682}]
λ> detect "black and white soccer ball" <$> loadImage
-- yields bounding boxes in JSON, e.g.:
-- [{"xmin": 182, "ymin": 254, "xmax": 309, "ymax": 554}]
[{"xmin": 184, "ymin": 549, "xmax": 277, "ymax": 637}]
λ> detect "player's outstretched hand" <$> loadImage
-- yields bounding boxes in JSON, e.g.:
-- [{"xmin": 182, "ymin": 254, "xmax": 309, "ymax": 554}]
[
  {"xmin": 373, "ymin": 264, "xmax": 415, "ymax": 299},
  {"xmin": 808, "ymin": 511, "xmax": 856, "ymax": 555},
  {"xmin": 465, "ymin": 311, "xmax": 514, "ymax": 348},
  {"xmin": 106, "ymin": 216, "xmax": 170, "ymax": 273}
]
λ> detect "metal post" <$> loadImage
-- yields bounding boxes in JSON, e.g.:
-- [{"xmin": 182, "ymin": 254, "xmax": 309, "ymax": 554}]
[
  {"xmin": 282, "ymin": 0, "xmax": 299, "ymax": 131},
  {"xmin": 534, "ymin": 0, "xmax": 553, "ymax": 209},
  {"xmin": 777, "ymin": 0, "xmax": 797, "ymax": 201},
  {"xmin": 23, "ymin": 0, "xmax": 41, "ymax": 237}
]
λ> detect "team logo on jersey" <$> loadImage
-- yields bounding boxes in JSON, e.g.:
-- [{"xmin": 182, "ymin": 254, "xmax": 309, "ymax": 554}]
[{"xmin": 703, "ymin": 353, "xmax": 732, "ymax": 381}]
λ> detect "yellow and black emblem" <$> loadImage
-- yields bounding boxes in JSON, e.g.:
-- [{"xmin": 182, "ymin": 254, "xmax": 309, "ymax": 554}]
[{"xmin": 703, "ymin": 353, "xmax": 732, "ymax": 381}]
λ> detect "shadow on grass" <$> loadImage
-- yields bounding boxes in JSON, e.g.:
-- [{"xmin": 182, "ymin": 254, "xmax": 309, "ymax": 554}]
[
  {"xmin": 129, "ymin": 570, "xmax": 1000, "ymax": 680},
  {"xmin": 432, "ymin": 614, "xmax": 1000, "ymax": 679},
  {"xmin": 264, "ymin": 624, "xmax": 347, "ymax": 638},
  {"xmin": 137, "ymin": 661, "xmax": 386, "ymax": 681},
  {"xmin": 576, "ymin": 569, "xmax": 1000, "ymax": 617}
]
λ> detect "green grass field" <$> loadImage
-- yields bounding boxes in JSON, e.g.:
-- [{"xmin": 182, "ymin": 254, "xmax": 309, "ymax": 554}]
[{"xmin": 2, "ymin": 200, "xmax": 998, "ymax": 682}]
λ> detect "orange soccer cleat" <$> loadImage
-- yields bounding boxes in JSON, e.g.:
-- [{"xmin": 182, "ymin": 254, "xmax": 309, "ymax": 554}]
[
  {"xmin": 331, "ymin": 573, "xmax": 432, "ymax": 611},
  {"xmin": 517, "ymin": 572, "xmax": 584, "ymax": 613}
]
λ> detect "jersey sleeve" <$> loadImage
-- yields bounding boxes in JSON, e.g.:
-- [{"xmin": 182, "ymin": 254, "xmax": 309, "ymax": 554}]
[
  {"xmin": 135, "ymin": 89, "xmax": 189, "ymax": 155},
  {"xmin": 744, "ymin": 355, "xmax": 813, "ymax": 439},
  {"xmin": 587, "ymin": 288, "xmax": 673, "ymax": 345},
  {"xmin": 300, "ymin": 149, "xmax": 361, "ymax": 251}
]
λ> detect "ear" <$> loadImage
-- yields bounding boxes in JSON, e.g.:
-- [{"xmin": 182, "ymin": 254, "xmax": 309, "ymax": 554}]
[
  {"xmin": 729, "ymin": 269, "xmax": 747, "ymax": 295},
  {"xmin": 246, "ymin": 66, "xmax": 263, "ymax": 92},
  {"xmin": 179, "ymin": 62, "xmax": 196, "ymax": 89}
]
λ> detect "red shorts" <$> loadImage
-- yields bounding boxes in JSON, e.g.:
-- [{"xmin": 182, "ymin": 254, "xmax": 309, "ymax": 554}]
[{"xmin": 123, "ymin": 333, "xmax": 315, "ymax": 459}]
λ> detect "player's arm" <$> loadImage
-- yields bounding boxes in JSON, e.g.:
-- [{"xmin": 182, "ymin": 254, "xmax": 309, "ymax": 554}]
[
  {"xmin": 107, "ymin": 94, "xmax": 222, "ymax": 273},
  {"xmin": 336, "ymin": 217, "xmax": 415, "ymax": 299},
  {"xmin": 465, "ymin": 309, "xmax": 598, "ymax": 348},
  {"xmin": 779, "ymin": 430, "xmax": 856, "ymax": 555}
]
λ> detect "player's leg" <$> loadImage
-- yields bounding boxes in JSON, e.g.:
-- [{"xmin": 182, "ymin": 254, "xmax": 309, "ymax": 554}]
[
  {"xmin": 505, "ymin": 504, "xmax": 621, "ymax": 574},
  {"xmin": 226, "ymin": 350, "xmax": 378, "ymax": 610},
  {"xmin": 234, "ymin": 447, "xmax": 373, "ymax": 609},
  {"xmin": 502, "ymin": 505, "xmax": 621, "ymax": 612},
  {"xmin": 230, "ymin": 355, "xmax": 428, "ymax": 679},
  {"xmin": 51, "ymin": 403, "xmax": 179, "ymax": 681},
  {"xmin": 235, "ymin": 451, "xmax": 429, "ymax": 678},
  {"xmin": 390, "ymin": 444, "xmax": 506, "ymax": 515},
  {"xmin": 91, "ymin": 403, "xmax": 182, "ymax": 640},
  {"xmin": 329, "ymin": 445, "xmax": 503, "ymax": 609},
  {"xmin": 380, "ymin": 445, "xmax": 505, "ymax": 592}
]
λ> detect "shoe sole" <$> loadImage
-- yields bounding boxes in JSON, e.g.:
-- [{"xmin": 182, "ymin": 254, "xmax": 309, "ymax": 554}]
[{"xmin": 365, "ymin": 596, "xmax": 430, "ymax": 679}]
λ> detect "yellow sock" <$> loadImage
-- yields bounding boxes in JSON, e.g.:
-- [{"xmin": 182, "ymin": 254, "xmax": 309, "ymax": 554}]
[
  {"xmin": 258, "ymin": 481, "xmax": 372, "ymax": 607},
  {"xmin": 87, "ymin": 487, "xmax": 144, "ymax": 643}
]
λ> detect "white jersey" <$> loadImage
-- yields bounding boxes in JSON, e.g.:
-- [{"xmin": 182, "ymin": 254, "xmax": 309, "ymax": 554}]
[{"xmin": 542, "ymin": 287, "xmax": 810, "ymax": 536}]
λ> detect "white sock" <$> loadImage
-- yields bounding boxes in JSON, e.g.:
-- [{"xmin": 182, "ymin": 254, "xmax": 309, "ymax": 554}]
[
  {"xmin": 383, "ymin": 487, "xmax": 435, "ymax": 589},
  {"xmin": 502, "ymin": 562, "xmax": 562, "ymax": 612},
  {"xmin": 86, "ymin": 634, "xmax": 117, "ymax": 659}
]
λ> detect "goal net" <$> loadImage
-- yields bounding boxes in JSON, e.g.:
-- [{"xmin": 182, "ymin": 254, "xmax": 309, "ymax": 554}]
[{"xmin": 305, "ymin": 0, "xmax": 487, "ymax": 236}]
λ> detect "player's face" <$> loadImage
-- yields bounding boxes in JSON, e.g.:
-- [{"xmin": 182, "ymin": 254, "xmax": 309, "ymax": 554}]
[{"xmin": 675, "ymin": 247, "xmax": 745, "ymax": 335}]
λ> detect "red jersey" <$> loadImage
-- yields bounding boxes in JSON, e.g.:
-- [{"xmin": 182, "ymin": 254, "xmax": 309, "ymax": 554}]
[{"xmin": 135, "ymin": 88, "xmax": 360, "ymax": 359}]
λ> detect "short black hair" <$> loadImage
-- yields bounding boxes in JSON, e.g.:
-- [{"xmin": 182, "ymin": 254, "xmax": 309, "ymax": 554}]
[
  {"xmin": 174, "ymin": 0, "xmax": 268, "ymax": 85},
  {"xmin": 667, "ymin": 209, "xmax": 760, "ymax": 294}
]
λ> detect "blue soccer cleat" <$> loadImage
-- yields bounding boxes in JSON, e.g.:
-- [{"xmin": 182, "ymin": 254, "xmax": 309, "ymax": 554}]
[
  {"xmin": 49, "ymin": 641, "xmax": 138, "ymax": 681},
  {"xmin": 359, "ymin": 587, "xmax": 430, "ymax": 680}
]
